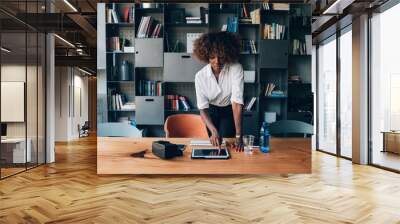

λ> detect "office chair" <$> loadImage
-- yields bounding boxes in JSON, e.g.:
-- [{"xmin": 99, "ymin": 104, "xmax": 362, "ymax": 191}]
[
  {"xmin": 78, "ymin": 121, "xmax": 90, "ymax": 138},
  {"xmin": 164, "ymin": 114, "xmax": 208, "ymax": 138}
]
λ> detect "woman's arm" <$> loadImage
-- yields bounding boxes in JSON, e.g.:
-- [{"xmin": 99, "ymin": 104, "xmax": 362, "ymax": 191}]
[
  {"xmin": 232, "ymin": 102, "xmax": 243, "ymax": 137},
  {"xmin": 199, "ymin": 109, "xmax": 221, "ymax": 148},
  {"xmin": 230, "ymin": 64, "xmax": 245, "ymax": 151}
]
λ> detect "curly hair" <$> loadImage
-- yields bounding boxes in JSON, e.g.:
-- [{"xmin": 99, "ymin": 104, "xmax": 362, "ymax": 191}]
[{"xmin": 193, "ymin": 31, "xmax": 241, "ymax": 64}]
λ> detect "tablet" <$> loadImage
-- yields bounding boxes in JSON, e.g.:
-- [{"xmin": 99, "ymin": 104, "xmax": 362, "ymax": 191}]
[{"xmin": 191, "ymin": 148, "xmax": 230, "ymax": 159}]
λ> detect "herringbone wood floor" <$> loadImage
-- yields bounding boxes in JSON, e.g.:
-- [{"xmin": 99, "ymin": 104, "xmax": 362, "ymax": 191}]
[{"xmin": 1, "ymin": 137, "xmax": 400, "ymax": 224}]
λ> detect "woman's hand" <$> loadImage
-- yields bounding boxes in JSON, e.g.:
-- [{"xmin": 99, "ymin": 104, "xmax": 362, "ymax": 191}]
[
  {"xmin": 234, "ymin": 135, "xmax": 244, "ymax": 152},
  {"xmin": 210, "ymin": 128, "xmax": 222, "ymax": 149}
]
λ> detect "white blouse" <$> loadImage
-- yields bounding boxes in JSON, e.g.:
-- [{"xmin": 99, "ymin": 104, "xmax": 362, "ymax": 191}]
[{"xmin": 195, "ymin": 63, "xmax": 244, "ymax": 110}]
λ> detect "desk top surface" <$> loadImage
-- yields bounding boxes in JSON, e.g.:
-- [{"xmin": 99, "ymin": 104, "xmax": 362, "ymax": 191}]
[{"xmin": 97, "ymin": 137, "xmax": 311, "ymax": 175}]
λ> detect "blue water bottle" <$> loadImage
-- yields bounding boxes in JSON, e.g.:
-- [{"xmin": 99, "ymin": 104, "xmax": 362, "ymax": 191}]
[{"xmin": 259, "ymin": 122, "xmax": 270, "ymax": 153}]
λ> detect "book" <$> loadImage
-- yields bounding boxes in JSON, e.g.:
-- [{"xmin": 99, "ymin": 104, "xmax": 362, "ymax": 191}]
[
  {"xmin": 241, "ymin": 4, "xmax": 249, "ymax": 18},
  {"xmin": 227, "ymin": 16, "xmax": 238, "ymax": 32},
  {"xmin": 106, "ymin": 9, "xmax": 113, "ymax": 23},
  {"xmin": 272, "ymin": 3, "xmax": 289, "ymax": 11},
  {"xmin": 264, "ymin": 83, "xmax": 276, "ymax": 96},
  {"xmin": 263, "ymin": 23, "xmax": 286, "ymax": 40},
  {"xmin": 186, "ymin": 20, "xmax": 202, "ymax": 24},
  {"xmin": 179, "ymin": 96, "xmax": 191, "ymax": 111},
  {"xmin": 200, "ymin": 7, "xmax": 209, "ymax": 24},
  {"xmin": 186, "ymin": 16, "xmax": 201, "ymax": 20},
  {"xmin": 123, "ymin": 6, "xmax": 130, "ymax": 23},
  {"xmin": 221, "ymin": 24, "xmax": 227, "ymax": 31},
  {"xmin": 139, "ymin": 80, "xmax": 163, "ymax": 96},
  {"xmin": 241, "ymin": 39, "xmax": 257, "ymax": 54},
  {"xmin": 111, "ymin": 9, "xmax": 120, "ymax": 23},
  {"xmin": 250, "ymin": 9, "xmax": 260, "ymax": 24},
  {"xmin": 262, "ymin": 3, "xmax": 270, "ymax": 10},
  {"xmin": 166, "ymin": 95, "xmax": 192, "ymax": 111},
  {"xmin": 292, "ymin": 39, "xmax": 308, "ymax": 55},
  {"xmin": 137, "ymin": 16, "xmax": 162, "ymax": 38},
  {"xmin": 108, "ymin": 37, "xmax": 121, "ymax": 51},
  {"xmin": 244, "ymin": 97, "xmax": 257, "ymax": 111}
]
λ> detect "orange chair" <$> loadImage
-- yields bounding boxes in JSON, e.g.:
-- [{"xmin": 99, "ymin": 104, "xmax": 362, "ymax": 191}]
[{"xmin": 164, "ymin": 114, "xmax": 209, "ymax": 138}]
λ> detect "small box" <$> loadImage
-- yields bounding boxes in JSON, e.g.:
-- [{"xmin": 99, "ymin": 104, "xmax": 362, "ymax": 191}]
[
  {"xmin": 123, "ymin": 46, "xmax": 135, "ymax": 53},
  {"xmin": 244, "ymin": 70, "xmax": 256, "ymax": 83}
]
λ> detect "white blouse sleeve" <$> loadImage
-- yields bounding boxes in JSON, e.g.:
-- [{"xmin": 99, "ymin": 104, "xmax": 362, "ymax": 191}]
[
  {"xmin": 230, "ymin": 63, "xmax": 244, "ymax": 105},
  {"xmin": 195, "ymin": 74, "xmax": 209, "ymax": 109}
]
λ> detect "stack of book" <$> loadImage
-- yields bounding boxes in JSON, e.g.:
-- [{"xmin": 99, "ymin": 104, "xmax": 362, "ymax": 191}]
[
  {"xmin": 292, "ymin": 39, "xmax": 309, "ymax": 55},
  {"xmin": 239, "ymin": 4, "xmax": 253, "ymax": 24},
  {"xmin": 263, "ymin": 23, "xmax": 286, "ymax": 40},
  {"xmin": 221, "ymin": 16, "xmax": 238, "ymax": 32},
  {"xmin": 137, "ymin": 16, "xmax": 162, "ymax": 38},
  {"xmin": 106, "ymin": 8, "xmax": 120, "ymax": 23},
  {"xmin": 108, "ymin": 92, "xmax": 136, "ymax": 111},
  {"xmin": 138, "ymin": 80, "xmax": 163, "ymax": 96},
  {"xmin": 249, "ymin": 9, "xmax": 260, "ymax": 24},
  {"xmin": 264, "ymin": 83, "xmax": 286, "ymax": 97},
  {"xmin": 262, "ymin": 3, "xmax": 270, "ymax": 10},
  {"xmin": 186, "ymin": 17, "xmax": 202, "ymax": 24},
  {"xmin": 241, "ymin": 39, "xmax": 257, "ymax": 54},
  {"xmin": 166, "ymin": 95, "xmax": 191, "ymax": 111},
  {"xmin": 106, "ymin": 6, "xmax": 134, "ymax": 23},
  {"xmin": 264, "ymin": 83, "xmax": 276, "ymax": 96},
  {"xmin": 244, "ymin": 97, "xmax": 257, "ymax": 111}
]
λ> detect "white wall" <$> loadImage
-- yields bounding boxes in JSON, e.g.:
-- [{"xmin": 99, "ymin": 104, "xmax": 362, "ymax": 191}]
[{"xmin": 55, "ymin": 67, "xmax": 89, "ymax": 141}]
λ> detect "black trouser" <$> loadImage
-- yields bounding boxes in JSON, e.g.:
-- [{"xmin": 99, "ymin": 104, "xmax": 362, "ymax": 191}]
[{"xmin": 207, "ymin": 104, "xmax": 235, "ymax": 138}]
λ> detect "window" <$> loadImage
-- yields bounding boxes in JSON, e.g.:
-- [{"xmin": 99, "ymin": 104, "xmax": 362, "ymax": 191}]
[
  {"xmin": 339, "ymin": 28, "xmax": 352, "ymax": 158},
  {"xmin": 371, "ymin": 3, "xmax": 400, "ymax": 171},
  {"xmin": 317, "ymin": 36, "xmax": 337, "ymax": 154}
]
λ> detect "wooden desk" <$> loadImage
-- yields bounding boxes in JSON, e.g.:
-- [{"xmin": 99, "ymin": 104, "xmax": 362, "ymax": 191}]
[{"xmin": 97, "ymin": 137, "xmax": 311, "ymax": 174}]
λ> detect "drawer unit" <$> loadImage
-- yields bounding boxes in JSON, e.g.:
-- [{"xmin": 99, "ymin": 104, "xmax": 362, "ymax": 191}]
[
  {"xmin": 164, "ymin": 53, "xmax": 205, "ymax": 82},
  {"xmin": 259, "ymin": 40, "xmax": 288, "ymax": 68},
  {"xmin": 135, "ymin": 38, "xmax": 163, "ymax": 67},
  {"xmin": 135, "ymin": 96, "xmax": 164, "ymax": 125}
]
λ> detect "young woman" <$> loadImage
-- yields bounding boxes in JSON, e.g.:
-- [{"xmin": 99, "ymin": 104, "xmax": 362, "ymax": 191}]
[{"xmin": 193, "ymin": 31, "xmax": 244, "ymax": 151}]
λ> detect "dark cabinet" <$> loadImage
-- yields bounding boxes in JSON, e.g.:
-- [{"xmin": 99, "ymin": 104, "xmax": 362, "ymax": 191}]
[{"xmin": 259, "ymin": 40, "xmax": 288, "ymax": 68}]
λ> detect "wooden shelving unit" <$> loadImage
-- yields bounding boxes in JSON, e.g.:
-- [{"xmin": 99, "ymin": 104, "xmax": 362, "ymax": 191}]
[{"xmin": 97, "ymin": 3, "xmax": 312, "ymax": 137}]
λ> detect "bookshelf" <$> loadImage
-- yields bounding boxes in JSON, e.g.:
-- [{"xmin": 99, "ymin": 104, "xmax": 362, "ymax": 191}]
[{"xmin": 97, "ymin": 3, "xmax": 312, "ymax": 137}]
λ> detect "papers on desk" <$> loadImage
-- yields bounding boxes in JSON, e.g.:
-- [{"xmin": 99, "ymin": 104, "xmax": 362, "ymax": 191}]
[{"xmin": 190, "ymin": 139, "xmax": 226, "ymax": 146}]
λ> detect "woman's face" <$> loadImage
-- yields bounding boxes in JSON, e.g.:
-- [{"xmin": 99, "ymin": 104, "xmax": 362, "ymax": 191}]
[{"xmin": 209, "ymin": 55, "xmax": 224, "ymax": 72}]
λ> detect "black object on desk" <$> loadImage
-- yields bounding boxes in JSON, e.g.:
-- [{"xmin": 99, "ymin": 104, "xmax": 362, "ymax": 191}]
[{"xmin": 152, "ymin": 141, "xmax": 185, "ymax": 159}]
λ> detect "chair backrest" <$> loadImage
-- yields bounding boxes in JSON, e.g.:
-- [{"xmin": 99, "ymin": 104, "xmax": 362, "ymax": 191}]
[
  {"xmin": 269, "ymin": 120, "xmax": 314, "ymax": 137},
  {"xmin": 97, "ymin": 122, "xmax": 143, "ymax": 137},
  {"xmin": 82, "ymin": 121, "xmax": 90, "ymax": 129},
  {"xmin": 164, "ymin": 114, "xmax": 208, "ymax": 138}
]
